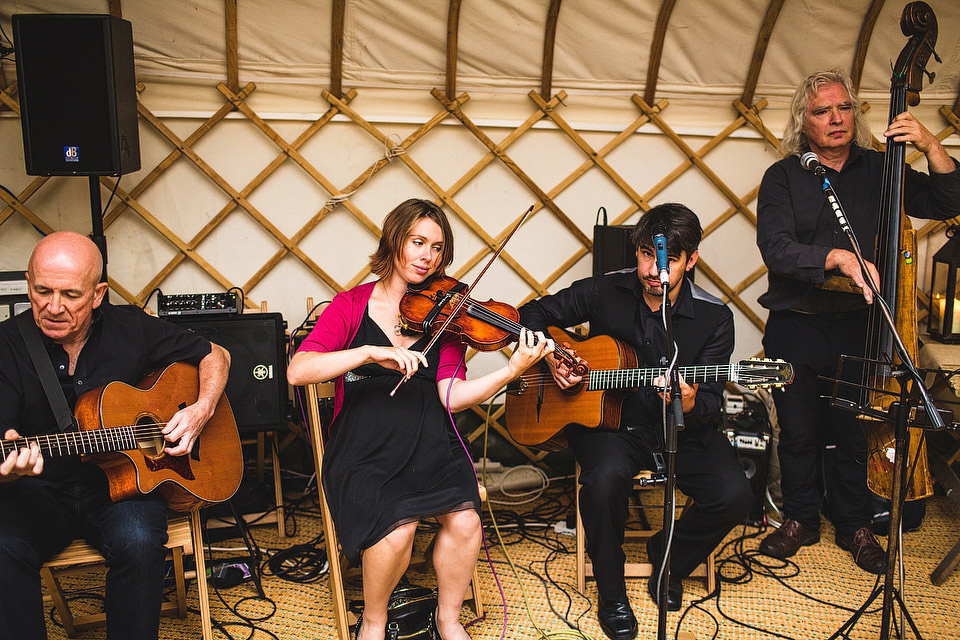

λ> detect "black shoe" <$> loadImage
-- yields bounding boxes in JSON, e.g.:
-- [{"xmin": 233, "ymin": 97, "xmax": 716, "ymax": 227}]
[
  {"xmin": 836, "ymin": 527, "xmax": 886, "ymax": 575},
  {"xmin": 646, "ymin": 576, "xmax": 683, "ymax": 611},
  {"xmin": 597, "ymin": 596, "xmax": 638, "ymax": 640},
  {"xmin": 759, "ymin": 518, "xmax": 820, "ymax": 559},
  {"xmin": 644, "ymin": 537, "xmax": 683, "ymax": 611}
]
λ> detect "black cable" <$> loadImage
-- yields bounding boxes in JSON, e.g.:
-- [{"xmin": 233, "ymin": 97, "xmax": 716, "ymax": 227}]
[
  {"xmin": 142, "ymin": 287, "xmax": 163, "ymax": 310},
  {"xmin": 226, "ymin": 286, "xmax": 245, "ymax": 313},
  {"xmin": 262, "ymin": 534, "xmax": 329, "ymax": 584},
  {"xmin": 201, "ymin": 514, "xmax": 279, "ymax": 639},
  {"xmin": 0, "ymin": 21, "xmax": 13, "ymax": 59},
  {"xmin": 101, "ymin": 174, "xmax": 122, "ymax": 216}
]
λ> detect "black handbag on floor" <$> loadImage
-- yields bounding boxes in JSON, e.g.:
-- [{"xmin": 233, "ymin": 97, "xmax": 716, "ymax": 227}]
[{"xmin": 351, "ymin": 578, "xmax": 438, "ymax": 639}]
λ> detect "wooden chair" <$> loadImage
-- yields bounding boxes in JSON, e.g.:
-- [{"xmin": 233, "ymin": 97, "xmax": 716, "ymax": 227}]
[
  {"xmin": 41, "ymin": 510, "xmax": 213, "ymax": 639},
  {"xmin": 304, "ymin": 381, "xmax": 484, "ymax": 640},
  {"xmin": 575, "ymin": 467, "xmax": 716, "ymax": 596}
]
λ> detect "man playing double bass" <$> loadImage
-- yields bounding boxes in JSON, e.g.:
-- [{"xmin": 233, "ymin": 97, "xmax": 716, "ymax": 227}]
[
  {"xmin": 757, "ymin": 69, "xmax": 960, "ymax": 574},
  {"xmin": 0, "ymin": 231, "xmax": 231, "ymax": 638}
]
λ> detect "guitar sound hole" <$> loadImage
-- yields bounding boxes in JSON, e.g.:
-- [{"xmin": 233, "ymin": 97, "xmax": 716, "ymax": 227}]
[{"xmin": 135, "ymin": 415, "xmax": 167, "ymax": 457}]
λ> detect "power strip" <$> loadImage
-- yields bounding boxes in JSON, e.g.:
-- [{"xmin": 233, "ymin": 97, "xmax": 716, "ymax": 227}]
[{"xmin": 157, "ymin": 292, "xmax": 239, "ymax": 317}]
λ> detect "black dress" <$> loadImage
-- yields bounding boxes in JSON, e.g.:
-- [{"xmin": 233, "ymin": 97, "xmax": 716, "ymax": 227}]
[{"xmin": 322, "ymin": 311, "xmax": 481, "ymax": 565}]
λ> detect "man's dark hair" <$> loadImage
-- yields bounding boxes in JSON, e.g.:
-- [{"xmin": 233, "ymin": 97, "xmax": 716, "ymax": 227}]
[{"xmin": 630, "ymin": 202, "xmax": 702, "ymax": 257}]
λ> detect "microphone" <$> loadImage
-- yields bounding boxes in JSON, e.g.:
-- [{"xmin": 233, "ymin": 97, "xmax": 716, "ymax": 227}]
[
  {"xmin": 653, "ymin": 233, "xmax": 669, "ymax": 286},
  {"xmin": 800, "ymin": 151, "xmax": 826, "ymax": 176}
]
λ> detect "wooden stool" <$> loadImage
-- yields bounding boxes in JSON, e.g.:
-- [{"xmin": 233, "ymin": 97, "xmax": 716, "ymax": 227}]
[
  {"xmin": 40, "ymin": 511, "xmax": 212, "ymax": 639},
  {"xmin": 575, "ymin": 467, "xmax": 717, "ymax": 595}
]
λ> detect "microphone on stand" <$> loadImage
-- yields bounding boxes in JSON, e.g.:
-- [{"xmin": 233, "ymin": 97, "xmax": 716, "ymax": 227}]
[
  {"xmin": 653, "ymin": 233, "xmax": 669, "ymax": 286},
  {"xmin": 800, "ymin": 151, "xmax": 826, "ymax": 176}
]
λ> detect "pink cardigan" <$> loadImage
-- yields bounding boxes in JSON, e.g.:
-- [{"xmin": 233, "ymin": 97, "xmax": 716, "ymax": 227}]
[{"xmin": 297, "ymin": 281, "xmax": 467, "ymax": 422}]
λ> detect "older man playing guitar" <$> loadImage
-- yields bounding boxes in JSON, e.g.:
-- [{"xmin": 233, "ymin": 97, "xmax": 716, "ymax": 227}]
[{"xmin": 0, "ymin": 231, "xmax": 230, "ymax": 639}]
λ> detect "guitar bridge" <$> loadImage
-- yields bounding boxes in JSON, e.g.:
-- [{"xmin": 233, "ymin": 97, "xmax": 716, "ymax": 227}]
[{"xmin": 506, "ymin": 378, "xmax": 526, "ymax": 395}]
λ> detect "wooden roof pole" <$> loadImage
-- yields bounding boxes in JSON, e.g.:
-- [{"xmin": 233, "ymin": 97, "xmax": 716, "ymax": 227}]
[
  {"xmin": 540, "ymin": 0, "xmax": 563, "ymax": 99},
  {"xmin": 643, "ymin": 0, "xmax": 677, "ymax": 106},
  {"xmin": 108, "ymin": 0, "xmax": 122, "ymax": 18},
  {"xmin": 739, "ymin": 0, "xmax": 785, "ymax": 108},
  {"xmin": 225, "ymin": 0, "xmax": 239, "ymax": 93},
  {"xmin": 330, "ymin": 0, "xmax": 346, "ymax": 98},
  {"xmin": 445, "ymin": 0, "xmax": 462, "ymax": 100},
  {"xmin": 852, "ymin": 0, "xmax": 885, "ymax": 92}
]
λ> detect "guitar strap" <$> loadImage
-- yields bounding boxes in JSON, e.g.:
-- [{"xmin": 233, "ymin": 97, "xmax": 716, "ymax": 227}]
[{"xmin": 16, "ymin": 311, "xmax": 78, "ymax": 432}]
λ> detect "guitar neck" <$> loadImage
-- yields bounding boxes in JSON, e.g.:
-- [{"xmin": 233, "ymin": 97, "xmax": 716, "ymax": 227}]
[
  {"xmin": 1, "ymin": 426, "xmax": 139, "ymax": 459},
  {"xmin": 587, "ymin": 364, "xmax": 734, "ymax": 391}
]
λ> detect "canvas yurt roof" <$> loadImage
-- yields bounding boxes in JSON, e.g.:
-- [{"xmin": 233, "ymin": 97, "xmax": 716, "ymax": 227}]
[{"xmin": 2, "ymin": 0, "xmax": 959, "ymax": 368}]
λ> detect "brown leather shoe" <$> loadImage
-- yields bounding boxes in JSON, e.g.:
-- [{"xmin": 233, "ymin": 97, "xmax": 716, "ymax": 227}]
[
  {"xmin": 836, "ymin": 527, "xmax": 886, "ymax": 574},
  {"xmin": 759, "ymin": 519, "xmax": 820, "ymax": 559}
]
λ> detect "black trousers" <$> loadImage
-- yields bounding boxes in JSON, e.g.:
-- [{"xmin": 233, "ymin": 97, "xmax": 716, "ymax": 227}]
[
  {"xmin": 571, "ymin": 425, "xmax": 752, "ymax": 601},
  {"xmin": 762, "ymin": 309, "xmax": 872, "ymax": 535}
]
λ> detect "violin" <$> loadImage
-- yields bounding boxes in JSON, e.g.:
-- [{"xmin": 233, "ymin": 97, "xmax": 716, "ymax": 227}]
[{"xmin": 398, "ymin": 275, "xmax": 587, "ymax": 374}]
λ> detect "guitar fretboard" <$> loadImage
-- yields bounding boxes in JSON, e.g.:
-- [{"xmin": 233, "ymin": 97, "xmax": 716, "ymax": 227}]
[
  {"xmin": 1, "ymin": 426, "xmax": 140, "ymax": 458},
  {"xmin": 587, "ymin": 364, "xmax": 735, "ymax": 391}
]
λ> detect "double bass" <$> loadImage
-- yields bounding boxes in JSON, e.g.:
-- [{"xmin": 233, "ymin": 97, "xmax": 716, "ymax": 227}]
[{"xmin": 859, "ymin": 2, "xmax": 940, "ymax": 503}]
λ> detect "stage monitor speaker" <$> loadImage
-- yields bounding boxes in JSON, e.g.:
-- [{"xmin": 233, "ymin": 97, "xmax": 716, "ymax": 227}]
[
  {"xmin": 13, "ymin": 13, "xmax": 140, "ymax": 176},
  {"xmin": 723, "ymin": 401, "xmax": 772, "ymax": 526},
  {"xmin": 168, "ymin": 313, "xmax": 287, "ymax": 435}
]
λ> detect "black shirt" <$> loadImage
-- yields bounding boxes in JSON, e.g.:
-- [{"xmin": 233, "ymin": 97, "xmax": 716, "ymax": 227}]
[
  {"xmin": 518, "ymin": 270, "xmax": 734, "ymax": 447},
  {"xmin": 0, "ymin": 303, "xmax": 212, "ymax": 480},
  {"xmin": 757, "ymin": 144, "xmax": 960, "ymax": 313}
]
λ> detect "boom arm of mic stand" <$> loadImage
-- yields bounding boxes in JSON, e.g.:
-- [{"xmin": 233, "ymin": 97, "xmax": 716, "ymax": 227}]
[{"xmin": 818, "ymin": 175, "xmax": 944, "ymax": 430}]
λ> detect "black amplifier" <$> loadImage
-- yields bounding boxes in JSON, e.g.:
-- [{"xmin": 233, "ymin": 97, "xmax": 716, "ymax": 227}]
[
  {"xmin": 157, "ymin": 292, "xmax": 239, "ymax": 317},
  {"xmin": 723, "ymin": 398, "xmax": 772, "ymax": 525}
]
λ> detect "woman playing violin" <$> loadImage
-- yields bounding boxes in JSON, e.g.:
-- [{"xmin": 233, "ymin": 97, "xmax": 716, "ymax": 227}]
[{"xmin": 287, "ymin": 198, "xmax": 553, "ymax": 640}]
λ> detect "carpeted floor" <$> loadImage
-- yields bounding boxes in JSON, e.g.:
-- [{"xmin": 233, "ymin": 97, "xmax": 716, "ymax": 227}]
[{"xmin": 44, "ymin": 482, "xmax": 960, "ymax": 640}]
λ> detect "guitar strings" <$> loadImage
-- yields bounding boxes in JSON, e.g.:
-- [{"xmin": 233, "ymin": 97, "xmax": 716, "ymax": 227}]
[
  {"xmin": 514, "ymin": 363, "xmax": 741, "ymax": 386},
  {"xmin": 1, "ymin": 421, "xmax": 188, "ymax": 455}
]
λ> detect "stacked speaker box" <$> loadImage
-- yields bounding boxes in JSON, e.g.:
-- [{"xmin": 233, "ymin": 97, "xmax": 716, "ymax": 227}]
[
  {"xmin": 166, "ymin": 313, "xmax": 288, "ymax": 436},
  {"xmin": 13, "ymin": 13, "xmax": 140, "ymax": 176},
  {"xmin": 593, "ymin": 223, "xmax": 636, "ymax": 276},
  {"xmin": 722, "ymin": 399, "xmax": 772, "ymax": 525}
]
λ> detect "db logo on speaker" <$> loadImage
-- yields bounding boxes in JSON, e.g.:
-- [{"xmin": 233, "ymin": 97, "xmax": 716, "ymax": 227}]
[
  {"xmin": 63, "ymin": 146, "xmax": 79, "ymax": 162},
  {"xmin": 253, "ymin": 364, "xmax": 273, "ymax": 381}
]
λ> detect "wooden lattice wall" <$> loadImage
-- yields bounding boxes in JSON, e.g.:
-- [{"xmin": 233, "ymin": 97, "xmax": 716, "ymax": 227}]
[{"xmin": 2, "ymin": 3, "xmax": 960, "ymax": 463}]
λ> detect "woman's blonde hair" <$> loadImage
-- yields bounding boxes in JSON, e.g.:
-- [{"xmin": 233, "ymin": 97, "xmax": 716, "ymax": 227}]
[{"xmin": 779, "ymin": 68, "xmax": 874, "ymax": 157}]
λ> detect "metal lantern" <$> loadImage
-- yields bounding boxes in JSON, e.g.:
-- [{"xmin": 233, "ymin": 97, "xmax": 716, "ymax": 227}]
[{"xmin": 929, "ymin": 225, "xmax": 960, "ymax": 343}]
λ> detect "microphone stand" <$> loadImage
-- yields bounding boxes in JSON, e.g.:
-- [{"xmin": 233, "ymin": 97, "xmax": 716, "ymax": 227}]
[
  {"xmin": 654, "ymin": 280, "xmax": 683, "ymax": 640},
  {"xmin": 813, "ymin": 167, "xmax": 942, "ymax": 640}
]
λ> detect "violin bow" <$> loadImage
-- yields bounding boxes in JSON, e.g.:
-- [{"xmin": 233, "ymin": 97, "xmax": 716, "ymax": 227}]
[{"xmin": 389, "ymin": 205, "xmax": 535, "ymax": 396}]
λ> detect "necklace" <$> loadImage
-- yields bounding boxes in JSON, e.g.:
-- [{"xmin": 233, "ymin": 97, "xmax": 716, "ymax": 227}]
[{"xmin": 380, "ymin": 281, "xmax": 404, "ymax": 336}]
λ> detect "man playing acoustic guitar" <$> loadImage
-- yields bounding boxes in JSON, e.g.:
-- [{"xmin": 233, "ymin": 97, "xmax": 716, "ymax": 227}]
[
  {"xmin": 519, "ymin": 203, "xmax": 752, "ymax": 640},
  {"xmin": 0, "ymin": 231, "xmax": 230, "ymax": 639}
]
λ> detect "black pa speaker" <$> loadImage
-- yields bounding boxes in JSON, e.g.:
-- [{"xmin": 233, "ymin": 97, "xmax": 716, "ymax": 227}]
[
  {"xmin": 593, "ymin": 207, "xmax": 636, "ymax": 276},
  {"xmin": 723, "ymin": 402, "xmax": 772, "ymax": 525},
  {"xmin": 13, "ymin": 14, "xmax": 140, "ymax": 176},
  {"xmin": 168, "ymin": 313, "xmax": 288, "ymax": 435}
]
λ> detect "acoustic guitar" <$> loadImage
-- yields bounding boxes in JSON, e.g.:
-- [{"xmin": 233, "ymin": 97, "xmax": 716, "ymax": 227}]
[
  {"xmin": 504, "ymin": 327, "xmax": 794, "ymax": 451},
  {"xmin": 0, "ymin": 362, "xmax": 243, "ymax": 511}
]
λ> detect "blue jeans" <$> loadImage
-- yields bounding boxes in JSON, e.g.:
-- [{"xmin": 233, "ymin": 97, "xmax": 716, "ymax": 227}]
[{"xmin": 0, "ymin": 464, "xmax": 169, "ymax": 639}]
